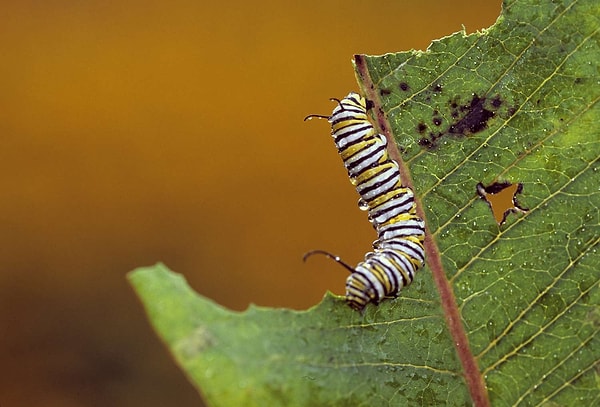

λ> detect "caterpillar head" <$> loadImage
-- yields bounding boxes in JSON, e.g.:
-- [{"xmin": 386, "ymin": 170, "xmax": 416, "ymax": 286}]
[{"xmin": 345, "ymin": 272, "xmax": 377, "ymax": 312}]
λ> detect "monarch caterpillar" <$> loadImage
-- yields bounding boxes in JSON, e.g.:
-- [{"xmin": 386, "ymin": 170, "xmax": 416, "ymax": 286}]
[{"xmin": 305, "ymin": 92, "xmax": 425, "ymax": 311}]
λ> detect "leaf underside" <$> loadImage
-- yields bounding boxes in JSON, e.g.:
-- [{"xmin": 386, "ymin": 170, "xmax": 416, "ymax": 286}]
[{"xmin": 128, "ymin": 0, "xmax": 599, "ymax": 406}]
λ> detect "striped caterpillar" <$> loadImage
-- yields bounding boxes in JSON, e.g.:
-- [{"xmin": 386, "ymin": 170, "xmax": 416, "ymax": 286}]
[{"xmin": 305, "ymin": 92, "xmax": 425, "ymax": 311}]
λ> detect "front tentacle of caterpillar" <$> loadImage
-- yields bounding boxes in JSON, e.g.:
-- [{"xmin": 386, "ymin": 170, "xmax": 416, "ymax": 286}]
[
  {"xmin": 304, "ymin": 114, "xmax": 330, "ymax": 121},
  {"xmin": 303, "ymin": 250, "xmax": 356, "ymax": 274},
  {"xmin": 304, "ymin": 96, "xmax": 349, "ymax": 121}
]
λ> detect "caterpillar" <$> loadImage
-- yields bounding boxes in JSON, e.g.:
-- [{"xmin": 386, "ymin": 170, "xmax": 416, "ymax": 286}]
[{"xmin": 304, "ymin": 92, "xmax": 425, "ymax": 311}]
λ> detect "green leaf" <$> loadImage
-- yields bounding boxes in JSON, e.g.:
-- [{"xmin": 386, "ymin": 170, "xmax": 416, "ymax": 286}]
[
  {"xmin": 129, "ymin": 264, "xmax": 467, "ymax": 406},
  {"xmin": 128, "ymin": 0, "xmax": 599, "ymax": 405}
]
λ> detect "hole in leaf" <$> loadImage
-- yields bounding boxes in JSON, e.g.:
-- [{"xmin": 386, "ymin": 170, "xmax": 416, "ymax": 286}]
[{"xmin": 476, "ymin": 181, "xmax": 528, "ymax": 225}]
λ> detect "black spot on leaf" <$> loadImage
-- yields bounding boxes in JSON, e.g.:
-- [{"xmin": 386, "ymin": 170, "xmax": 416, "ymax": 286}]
[
  {"xmin": 418, "ymin": 138, "xmax": 431, "ymax": 147},
  {"xmin": 399, "ymin": 82, "xmax": 410, "ymax": 92},
  {"xmin": 411, "ymin": 92, "xmax": 513, "ymax": 151},
  {"xmin": 491, "ymin": 96, "xmax": 502, "ymax": 108},
  {"xmin": 448, "ymin": 95, "xmax": 496, "ymax": 135}
]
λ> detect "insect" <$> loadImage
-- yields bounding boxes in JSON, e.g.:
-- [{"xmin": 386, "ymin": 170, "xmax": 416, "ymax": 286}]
[{"xmin": 304, "ymin": 92, "xmax": 425, "ymax": 311}]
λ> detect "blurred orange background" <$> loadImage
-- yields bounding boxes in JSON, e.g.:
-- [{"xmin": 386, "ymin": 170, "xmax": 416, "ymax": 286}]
[{"xmin": 1, "ymin": 1, "xmax": 501, "ymax": 406}]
